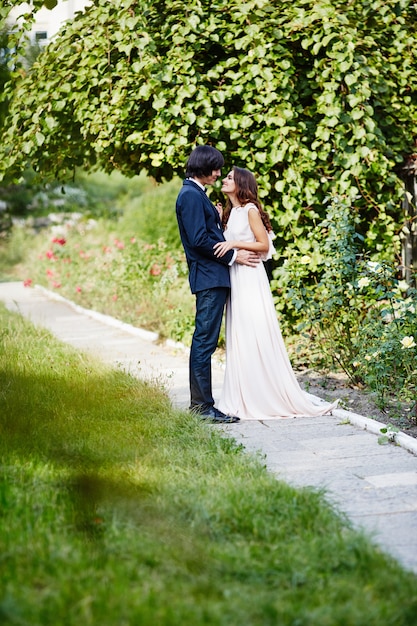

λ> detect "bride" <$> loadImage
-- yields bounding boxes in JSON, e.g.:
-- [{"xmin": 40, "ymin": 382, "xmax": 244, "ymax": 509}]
[{"xmin": 214, "ymin": 166, "xmax": 337, "ymax": 420}]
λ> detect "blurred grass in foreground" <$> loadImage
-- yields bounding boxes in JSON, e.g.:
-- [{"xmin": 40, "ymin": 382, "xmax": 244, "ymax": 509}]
[{"xmin": 1, "ymin": 304, "xmax": 417, "ymax": 625}]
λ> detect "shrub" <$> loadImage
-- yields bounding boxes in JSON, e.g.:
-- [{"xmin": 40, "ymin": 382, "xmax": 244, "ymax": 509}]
[{"xmin": 276, "ymin": 196, "xmax": 417, "ymax": 417}]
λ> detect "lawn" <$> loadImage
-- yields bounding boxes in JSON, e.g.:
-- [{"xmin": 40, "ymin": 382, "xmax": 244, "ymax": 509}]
[{"xmin": 1, "ymin": 304, "xmax": 417, "ymax": 625}]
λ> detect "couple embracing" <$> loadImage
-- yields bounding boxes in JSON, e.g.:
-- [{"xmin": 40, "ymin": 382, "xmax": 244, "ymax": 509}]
[{"xmin": 175, "ymin": 145, "xmax": 336, "ymax": 424}]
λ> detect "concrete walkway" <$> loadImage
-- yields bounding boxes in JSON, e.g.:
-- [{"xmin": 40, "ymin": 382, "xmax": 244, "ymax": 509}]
[{"xmin": 1, "ymin": 281, "xmax": 417, "ymax": 575}]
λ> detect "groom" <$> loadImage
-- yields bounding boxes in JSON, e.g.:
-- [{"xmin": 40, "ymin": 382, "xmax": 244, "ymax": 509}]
[{"xmin": 176, "ymin": 145, "xmax": 259, "ymax": 424}]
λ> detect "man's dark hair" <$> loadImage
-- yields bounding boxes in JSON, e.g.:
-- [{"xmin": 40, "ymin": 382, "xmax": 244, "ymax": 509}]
[{"xmin": 185, "ymin": 145, "xmax": 225, "ymax": 178}]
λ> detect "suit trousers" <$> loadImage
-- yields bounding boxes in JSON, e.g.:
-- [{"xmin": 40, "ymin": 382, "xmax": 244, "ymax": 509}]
[{"xmin": 189, "ymin": 287, "xmax": 229, "ymax": 411}]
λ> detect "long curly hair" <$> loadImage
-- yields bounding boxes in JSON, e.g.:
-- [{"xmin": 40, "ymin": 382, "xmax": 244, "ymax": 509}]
[{"xmin": 222, "ymin": 166, "xmax": 272, "ymax": 232}]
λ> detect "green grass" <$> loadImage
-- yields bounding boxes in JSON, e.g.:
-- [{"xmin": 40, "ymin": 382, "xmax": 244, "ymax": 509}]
[{"xmin": 1, "ymin": 304, "xmax": 417, "ymax": 625}]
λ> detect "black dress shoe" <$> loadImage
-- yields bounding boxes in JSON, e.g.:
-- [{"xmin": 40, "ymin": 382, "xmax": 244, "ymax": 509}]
[{"xmin": 199, "ymin": 407, "xmax": 240, "ymax": 424}]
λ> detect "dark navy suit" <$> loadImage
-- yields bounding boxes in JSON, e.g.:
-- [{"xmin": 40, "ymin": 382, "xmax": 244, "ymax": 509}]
[{"xmin": 176, "ymin": 179, "xmax": 235, "ymax": 410}]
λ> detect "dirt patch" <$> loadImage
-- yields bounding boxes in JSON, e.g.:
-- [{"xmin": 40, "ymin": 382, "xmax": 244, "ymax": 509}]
[{"xmin": 296, "ymin": 369, "xmax": 417, "ymax": 439}]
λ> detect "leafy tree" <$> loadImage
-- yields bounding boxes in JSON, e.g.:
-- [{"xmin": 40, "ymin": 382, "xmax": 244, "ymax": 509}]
[
  {"xmin": 0, "ymin": 29, "xmax": 11, "ymax": 128},
  {"xmin": 0, "ymin": 2, "xmax": 57, "ymax": 230},
  {"xmin": 0, "ymin": 26, "xmax": 17, "ymax": 231},
  {"xmin": 0, "ymin": 1, "xmax": 57, "ymax": 122},
  {"xmin": 0, "ymin": 0, "xmax": 416, "ymax": 264},
  {"xmin": 0, "ymin": 1, "xmax": 51, "ymax": 52},
  {"xmin": 0, "ymin": 2, "xmax": 55, "ymax": 156}
]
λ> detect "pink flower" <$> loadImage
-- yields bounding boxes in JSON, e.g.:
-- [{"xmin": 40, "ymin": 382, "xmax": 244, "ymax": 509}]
[
  {"xmin": 76, "ymin": 286, "xmax": 82, "ymax": 293},
  {"xmin": 102, "ymin": 246, "xmax": 112, "ymax": 254},
  {"xmin": 112, "ymin": 294, "xmax": 118, "ymax": 301},
  {"xmin": 23, "ymin": 279, "xmax": 32, "ymax": 287},
  {"xmin": 114, "ymin": 239, "xmax": 125, "ymax": 249},
  {"xmin": 46, "ymin": 250, "xmax": 56, "ymax": 260},
  {"xmin": 52, "ymin": 237, "xmax": 66, "ymax": 246},
  {"xmin": 150, "ymin": 263, "xmax": 162, "ymax": 276},
  {"xmin": 46, "ymin": 269, "xmax": 54, "ymax": 277},
  {"xmin": 52, "ymin": 281, "xmax": 61, "ymax": 289}
]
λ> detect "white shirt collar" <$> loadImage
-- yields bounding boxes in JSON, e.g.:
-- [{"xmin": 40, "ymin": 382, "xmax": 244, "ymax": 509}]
[{"xmin": 189, "ymin": 177, "xmax": 206, "ymax": 192}]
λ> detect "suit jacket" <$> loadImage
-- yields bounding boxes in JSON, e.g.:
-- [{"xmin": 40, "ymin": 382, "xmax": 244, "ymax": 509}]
[{"xmin": 176, "ymin": 179, "xmax": 234, "ymax": 294}]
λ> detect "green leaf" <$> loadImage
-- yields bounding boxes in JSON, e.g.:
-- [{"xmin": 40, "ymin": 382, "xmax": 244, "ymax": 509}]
[
  {"xmin": 152, "ymin": 96, "xmax": 167, "ymax": 110},
  {"xmin": 35, "ymin": 131, "xmax": 45, "ymax": 146},
  {"xmin": 345, "ymin": 74, "xmax": 358, "ymax": 86}
]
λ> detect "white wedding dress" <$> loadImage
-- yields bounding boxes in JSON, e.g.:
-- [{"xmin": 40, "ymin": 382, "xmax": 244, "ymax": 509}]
[{"xmin": 218, "ymin": 203, "xmax": 337, "ymax": 420}]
